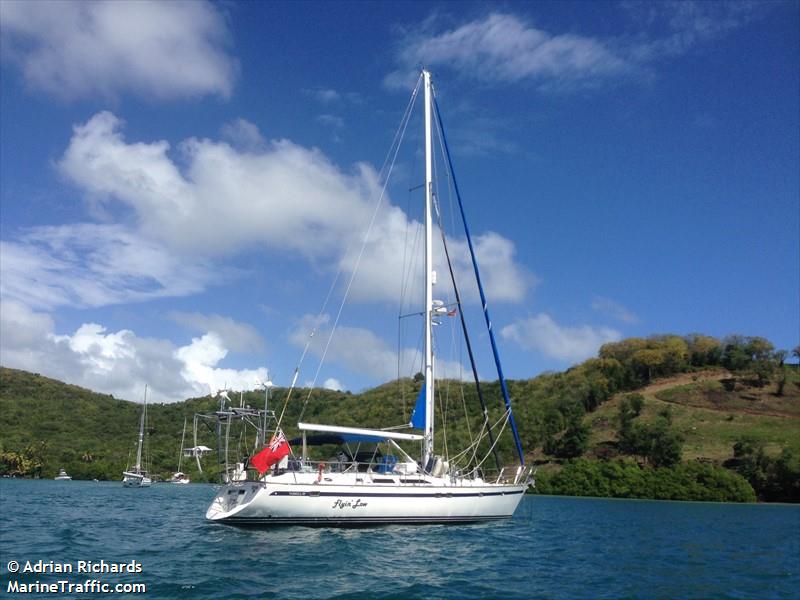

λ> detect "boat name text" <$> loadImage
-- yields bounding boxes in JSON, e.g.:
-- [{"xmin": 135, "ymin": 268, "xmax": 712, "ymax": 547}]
[{"xmin": 331, "ymin": 498, "xmax": 368, "ymax": 510}]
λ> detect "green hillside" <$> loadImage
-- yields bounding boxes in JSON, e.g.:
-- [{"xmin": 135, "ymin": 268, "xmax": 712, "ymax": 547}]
[
  {"xmin": 0, "ymin": 369, "xmax": 207, "ymax": 482},
  {"xmin": 0, "ymin": 368, "xmax": 426, "ymax": 483},
  {"xmin": 584, "ymin": 371, "xmax": 800, "ymax": 462},
  {"xmin": 2, "ymin": 332, "xmax": 798, "ymax": 502}
]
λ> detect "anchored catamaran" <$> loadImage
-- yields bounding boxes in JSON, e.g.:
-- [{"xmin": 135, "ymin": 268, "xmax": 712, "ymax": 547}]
[{"xmin": 204, "ymin": 70, "xmax": 532, "ymax": 525}]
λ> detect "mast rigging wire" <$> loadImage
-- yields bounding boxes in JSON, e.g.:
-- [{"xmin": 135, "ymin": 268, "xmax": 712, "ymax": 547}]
[
  {"xmin": 285, "ymin": 74, "xmax": 423, "ymax": 429},
  {"xmin": 433, "ymin": 95, "xmax": 526, "ymax": 466}
]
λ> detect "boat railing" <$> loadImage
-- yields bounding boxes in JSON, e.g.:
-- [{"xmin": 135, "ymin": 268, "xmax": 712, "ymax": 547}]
[
  {"xmin": 275, "ymin": 458, "xmax": 420, "ymax": 477},
  {"xmin": 249, "ymin": 458, "xmax": 534, "ymax": 487}
]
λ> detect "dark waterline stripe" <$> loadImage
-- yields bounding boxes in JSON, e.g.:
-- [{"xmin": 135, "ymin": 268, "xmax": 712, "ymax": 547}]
[{"xmin": 268, "ymin": 490, "xmax": 525, "ymax": 499}]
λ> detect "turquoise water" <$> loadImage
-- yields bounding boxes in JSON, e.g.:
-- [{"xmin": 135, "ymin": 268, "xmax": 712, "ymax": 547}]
[{"xmin": 1, "ymin": 479, "xmax": 797, "ymax": 599}]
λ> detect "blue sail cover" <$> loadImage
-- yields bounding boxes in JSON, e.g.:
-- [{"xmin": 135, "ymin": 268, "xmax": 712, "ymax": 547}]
[{"xmin": 409, "ymin": 384, "xmax": 426, "ymax": 429}]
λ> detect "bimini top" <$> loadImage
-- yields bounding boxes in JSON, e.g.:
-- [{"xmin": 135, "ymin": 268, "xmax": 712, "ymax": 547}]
[
  {"xmin": 297, "ymin": 422, "xmax": 424, "ymax": 443},
  {"xmin": 289, "ymin": 434, "xmax": 382, "ymax": 446}
]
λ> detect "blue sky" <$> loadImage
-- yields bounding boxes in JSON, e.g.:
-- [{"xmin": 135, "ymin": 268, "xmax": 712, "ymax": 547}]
[{"xmin": 1, "ymin": 1, "xmax": 797, "ymax": 403}]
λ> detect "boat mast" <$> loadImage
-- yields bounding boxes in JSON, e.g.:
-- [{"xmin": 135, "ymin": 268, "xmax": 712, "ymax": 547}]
[
  {"xmin": 423, "ymin": 69, "xmax": 435, "ymax": 466},
  {"xmin": 135, "ymin": 385, "xmax": 147, "ymax": 472},
  {"xmin": 178, "ymin": 417, "xmax": 187, "ymax": 472}
]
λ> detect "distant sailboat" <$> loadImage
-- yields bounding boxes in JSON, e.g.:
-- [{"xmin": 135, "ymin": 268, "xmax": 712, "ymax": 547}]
[
  {"xmin": 123, "ymin": 386, "xmax": 152, "ymax": 487},
  {"xmin": 170, "ymin": 418, "xmax": 190, "ymax": 484}
]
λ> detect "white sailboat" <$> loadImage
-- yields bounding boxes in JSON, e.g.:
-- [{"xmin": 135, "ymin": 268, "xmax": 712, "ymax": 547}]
[
  {"xmin": 170, "ymin": 418, "xmax": 190, "ymax": 484},
  {"xmin": 205, "ymin": 70, "xmax": 532, "ymax": 525},
  {"xmin": 123, "ymin": 386, "xmax": 152, "ymax": 487}
]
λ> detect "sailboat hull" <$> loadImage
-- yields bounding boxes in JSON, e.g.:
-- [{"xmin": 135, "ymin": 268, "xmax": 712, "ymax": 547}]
[
  {"xmin": 122, "ymin": 472, "xmax": 152, "ymax": 487},
  {"xmin": 206, "ymin": 474, "xmax": 527, "ymax": 526}
]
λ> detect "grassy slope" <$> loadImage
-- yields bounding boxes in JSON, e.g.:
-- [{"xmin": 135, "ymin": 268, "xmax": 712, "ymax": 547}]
[{"xmin": 583, "ymin": 369, "xmax": 800, "ymax": 462}]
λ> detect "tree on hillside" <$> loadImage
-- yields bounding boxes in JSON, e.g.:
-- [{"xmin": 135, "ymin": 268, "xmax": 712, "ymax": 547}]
[
  {"xmin": 774, "ymin": 350, "xmax": 788, "ymax": 396},
  {"xmin": 543, "ymin": 416, "xmax": 589, "ymax": 459},
  {"xmin": 617, "ymin": 402, "xmax": 683, "ymax": 468},
  {"xmin": 686, "ymin": 334, "xmax": 723, "ymax": 367},
  {"xmin": 536, "ymin": 406, "xmax": 567, "ymax": 454},
  {"xmin": 587, "ymin": 358, "xmax": 625, "ymax": 396},
  {"xmin": 0, "ymin": 441, "xmax": 47, "ymax": 477},
  {"xmin": 658, "ymin": 335, "xmax": 689, "ymax": 373},
  {"xmin": 745, "ymin": 337, "xmax": 775, "ymax": 362},
  {"xmin": 601, "ymin": 335, "xmax": 693, "ymax": 387},
  {"xmin": 722, "ymin": 336, "xmax": 751, "ymax": 371},
  {"xmin": 769, "ymin": 449, "xmax": 800, "ymax": 503},
  {"xmin": 599, "ymin": 338, "xmax": 650, "ymax": 387},
  {"xmin": 731, "ymin": 439, "xmax": 769, "ymax": 492},
  {"xmin": 727, "ymin": 439, "xmax": 799, "ymax": 502},
  {"xmin": 721, "ymin": 335, "xmax": 780, "ymax": 386},
  {"xmin": 599, "ymin": 338, "xmax": 648, "ymax": 362},
  {"xmin": 618, "ymin": 393, "xmax": 645, "ymax": 422},
  {"xmin": 631, "ymin": 349, "xmax": 665, "ymax": 382},
  {"xmin": 646, "ymin": 409, "xmax": 684, "ymax": 468},
  {"xmin": 617, "ymin": 396, "xmax": 646, "ymax": 455},
  {"xmin": 748, "ymin": 338, "xmax": 776, "ymax": 386}
]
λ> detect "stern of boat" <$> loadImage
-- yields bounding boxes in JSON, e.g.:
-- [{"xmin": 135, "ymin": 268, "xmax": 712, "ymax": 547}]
[{"xmin": 206, "ymin": 482, "xmax": 264, "ymax": 521}]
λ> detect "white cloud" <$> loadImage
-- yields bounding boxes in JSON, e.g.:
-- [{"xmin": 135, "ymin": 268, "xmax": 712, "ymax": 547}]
[
  {"xmin": 288, "ymin": 314, "xmax": 468, "ymax": 384},
  {"xmin": 501, "ymin": 313, "xmax": 621, "ymax": 363},
  {"xmin": 591, "ymin": 296, "xmax": 639, "ymax": 324},
  {"xmin": 169, "ymin": 311, "xmax": 265, "ymax": 354},
  {"xmin": 323, "ymin": 378, "xmax": 344, "ymax": 391},
  {"xmin": 174, "ymin": 332, "xmax": 266, "ymax": 396},
  {"xmin": 317, "ymin": 114, "xmax": 346, "ymax": 143},
  {"xmin": 305, "ymin": 88, "xmax": 341, "ymax": 103},
  {"xmin": 342, "ymin": 212, "xmax": 534, "ymax": 305},
  {"xmin": 0, "ymin": 0, "xmax": 236, "ymax": 100},
  {"xmin": 464, "ymin": 232, "xmax": 536, "ymax": 302},
  {"xmin": 288, "ymin": 314, "xmax": 399, "ymax": 381},
  {"xmin": 386, "ymin": 7, "xmax": 770, "ymax": 91},
  {"xmin": 220, "ymin": 118, "xmax": 266, "ymax": 151},
  {"xmin": 57, "ymin": 111, "xmax": 376, "ymax": 259},
  {"xmin": 623, "ymin": 0, "xmax": 766, "ymax": 61},
  {"xmin": 386, "ymin": 13, "xmax": 629, "ymax": 91},
  {"xmin": 0, "ymin": 299, "xmax": 56, "ymax": 366},
  {"xmin": 0, "ymin": 111, "xmax": 532, "ymax": 393},
  {"xmin": 46, "ymin": 111, "xmax": 532, "ymax": 307},
  {"xmin": 0, "ymin": 300, "xmax": 266, "ymax": 403},
  {"xmin": 0, "ymin": 225, "xmax": 214, "ymax": 310}
]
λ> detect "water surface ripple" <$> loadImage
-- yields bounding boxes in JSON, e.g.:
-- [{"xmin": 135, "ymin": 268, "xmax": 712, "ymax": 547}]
[{"xmin": 1, "ymin": 480, "xmax": 797, "ymax": 599}]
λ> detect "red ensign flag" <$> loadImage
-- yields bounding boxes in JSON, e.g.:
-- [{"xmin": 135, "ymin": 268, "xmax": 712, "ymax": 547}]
[{"xmin": 250, "ymin": 430, "xmax": 291, "ymax": 475}]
